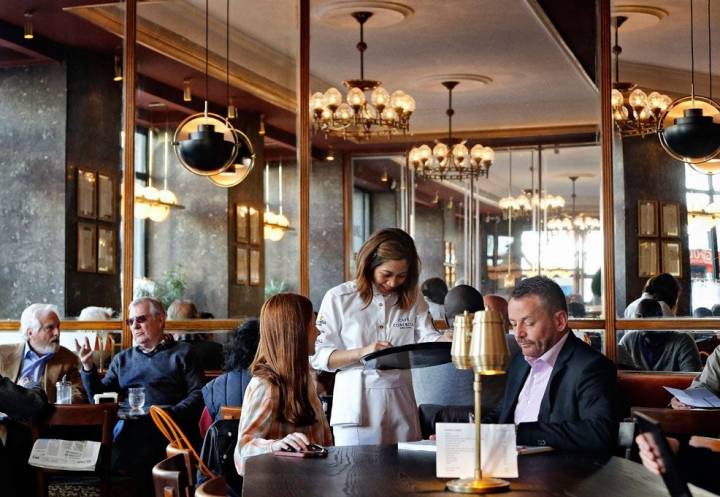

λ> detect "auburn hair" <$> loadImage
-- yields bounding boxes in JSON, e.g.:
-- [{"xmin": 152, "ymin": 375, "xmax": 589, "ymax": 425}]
[
  {"xmin": 354, "ymin": 228, "xmax": 420, "ymax": 310},
  {"xmin": 251, "ymin": 293, "xmax": 316, "ymax": 426}
]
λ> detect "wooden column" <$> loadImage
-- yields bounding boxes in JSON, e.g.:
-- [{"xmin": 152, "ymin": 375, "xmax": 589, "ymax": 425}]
[
  {"xmin": 343, "ymin": 153, "xmax": 352, "ymax": 281},
  {"xmin": 297, "ymin": 0, "xmax": 310, "ymax": 296},
  {"xmin": 121, "ymin": 0, "xmax": 137, "ymax": 348},
  {"xmin": 599, "ymin": 0, "xmax": 616, "ymax": 360}
]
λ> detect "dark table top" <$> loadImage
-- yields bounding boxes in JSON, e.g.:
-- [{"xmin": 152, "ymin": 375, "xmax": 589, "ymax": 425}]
[{"xmin": 242, "ymin": 444, "xmax": 715, "ymax": 497}]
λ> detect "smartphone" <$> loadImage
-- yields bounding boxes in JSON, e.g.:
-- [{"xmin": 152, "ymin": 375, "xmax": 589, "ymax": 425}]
[
  {"xmin": 634, "ymin": 411, "xmax": 693, "ymax": 497},
  {"xmin": 273, "ymin": 443, "xmax": 328, "ymax": 458}
]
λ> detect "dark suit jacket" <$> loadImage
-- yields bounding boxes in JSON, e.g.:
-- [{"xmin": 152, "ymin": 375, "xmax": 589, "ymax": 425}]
[
  {"xmin": 491, "ymin": 332, "xmax": 618, "ymax": 451},
  {"xmin": 0, "ymin": 343, "xmax": 86, "ymax": 404}
]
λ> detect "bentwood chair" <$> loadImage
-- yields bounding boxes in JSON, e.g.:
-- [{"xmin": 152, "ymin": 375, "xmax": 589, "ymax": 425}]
[
  {"xmin": 167, "ymin": 440, "xmax": 197, "ymax": 486},
  {"xmin": 31, "ymin": 403, "xmax": 119, "ymax": 497},
  {"xmin": 152, "ymin": 452, "xmax": 194, "ymax": 497},
  {"xmin": 220, "ymin": 406, "xmax": 242, "ymax": 421},
  {"xmin": 195, "ymin": 476, "xmax": 229, "ymax": 497}
]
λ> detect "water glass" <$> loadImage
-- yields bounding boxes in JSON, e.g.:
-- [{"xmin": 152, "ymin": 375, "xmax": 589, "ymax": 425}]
[{"xmin": 128, "ymin": 387, "xmax": 146, "ymax": 412}]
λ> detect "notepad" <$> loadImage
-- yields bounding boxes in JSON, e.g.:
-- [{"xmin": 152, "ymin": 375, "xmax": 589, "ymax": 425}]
[{"xmin": 664, "ymin": 386, "xmax": 720, "ymax": 408}]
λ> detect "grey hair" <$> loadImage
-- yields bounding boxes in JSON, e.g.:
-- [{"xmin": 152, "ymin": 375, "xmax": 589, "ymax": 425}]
[
  {"xmin": 20, "ymin": 303, "xmax": 60, "ymax": 339},
  {"xmin": 78, "ymin": 306, "xmax": 114, "ymax": 320},
  {"xmin": 129, "ymin": 297, "xmax": 165, "ymax": 317}
]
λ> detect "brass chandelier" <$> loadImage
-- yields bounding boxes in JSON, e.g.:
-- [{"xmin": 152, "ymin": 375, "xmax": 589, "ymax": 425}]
[
  {"xmin": 309, "ymin": 11, "xmax": 415, "ymax": 140},
  {"xmin": 611, "ymin": 16, "xmax": 672, "ymax": 137},
  {"xmin": 408, "ymin": 81, "xmax": 494, "ymax": 180}
]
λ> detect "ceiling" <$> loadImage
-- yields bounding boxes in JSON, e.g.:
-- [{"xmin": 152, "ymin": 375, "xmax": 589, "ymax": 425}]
[{"xmin": 0, "ymin": 0, "xmax": 711, "ymax": 210}]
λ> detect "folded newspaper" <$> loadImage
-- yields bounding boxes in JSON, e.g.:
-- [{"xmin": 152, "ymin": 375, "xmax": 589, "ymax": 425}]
[{"xmin": 28, "ymin": 439, "xmax": 101, "ymax": 471}]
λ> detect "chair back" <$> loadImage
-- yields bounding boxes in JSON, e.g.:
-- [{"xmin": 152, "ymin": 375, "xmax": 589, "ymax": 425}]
[
  {"xmin": 31, "ymin": 403, "xmax": 119, "ymax": 497},
  {"xmin": 220, "ymin": 406, "xmax": 242, "ymax": 420},
  {"xmin": 153, "ymin": 453, "xmax": 193, "ymax": 497},
  {"xmin": 195, "ymin": 476, "xmax": 228, "ymax": 497},
  {"xmin": 167, "ymin": 440, "xmax": 197, "ymax": 486}
]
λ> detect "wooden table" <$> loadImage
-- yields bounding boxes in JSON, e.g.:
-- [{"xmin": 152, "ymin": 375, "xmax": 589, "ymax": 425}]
[
  {"xmin": 242, "ymin": 445, "xmax": 715, "ymax": 497},
  {"xmin": 631, "ymin": 407, "xmax": 720, "ymax": 437}
]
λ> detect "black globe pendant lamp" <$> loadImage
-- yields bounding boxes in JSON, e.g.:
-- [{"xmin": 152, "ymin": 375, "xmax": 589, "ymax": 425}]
[
  {"xmin": 173, "ymin": 0, "xmax": 239, "ymax": 176},
  {"xmin": 658, "ymin": 0, "xmax": 720, "ymax": 169}
]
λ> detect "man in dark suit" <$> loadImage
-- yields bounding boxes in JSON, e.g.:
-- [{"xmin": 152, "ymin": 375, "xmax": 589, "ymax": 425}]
[{"xmin": 488, "ymin": 276, "xmax": 618, "ymax": 451}]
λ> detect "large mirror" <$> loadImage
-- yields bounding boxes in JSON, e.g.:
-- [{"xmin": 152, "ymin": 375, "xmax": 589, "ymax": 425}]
[
  {"xmin": 0, "ymin": 2, "xmax": 126, "ymax": 353},
  {"xmin": 310, "ymin": 0, "xmax": 602, "ymax": 321}
]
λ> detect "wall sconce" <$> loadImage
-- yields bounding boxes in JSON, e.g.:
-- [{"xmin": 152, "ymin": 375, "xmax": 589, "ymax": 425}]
[
  {"xmin": 183, "ymin": 79, "xmax": 192, "ymax": 102},
  {"xmin": 432, "ymin": 191, "xmax": 440, "ymax": 204},
  {"xmin": 447, "ymin": 196, "xmax": 454, "ymax": 209},
  {"xmin": 24, "ymin": 11, "xmax": 33, "ymax": 40},
  {"xmin": 325, "ymin": 147, "xmax": 335, "ymax": 161},
  {"xmin": 380, "ymin": 169, "xmax": 388, "ymax": 182},
  {"xmin": 259, "ymin": 114, "xmax": 266, "ymax": 136},
  {"xmin": 113, "ymin": 53, "xmax": 123, "ymax": 82}
]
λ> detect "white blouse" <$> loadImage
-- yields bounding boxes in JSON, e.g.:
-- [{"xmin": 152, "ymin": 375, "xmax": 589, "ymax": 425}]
[{"xmin": 310, "ymin": 281, "xmax": 443, "ymax": 373}]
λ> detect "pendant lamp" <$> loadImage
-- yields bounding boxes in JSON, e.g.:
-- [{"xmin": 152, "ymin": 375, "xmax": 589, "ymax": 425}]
[
  {"xmin": 208, "ymin": 0, "xmax": 255, "ymax": 187},
  {"xmin": 173, "ymin": 0, "xmax": 239, "ymax": 176},
  {"xmin": 658, "ymin": 0, "xmax": 720, "ymax": 168}
]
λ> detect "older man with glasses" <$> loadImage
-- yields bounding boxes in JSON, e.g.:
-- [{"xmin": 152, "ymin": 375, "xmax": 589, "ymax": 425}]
[{"xmin": 76, "ymin": 297, "xmax": 204, "ymax": 497}]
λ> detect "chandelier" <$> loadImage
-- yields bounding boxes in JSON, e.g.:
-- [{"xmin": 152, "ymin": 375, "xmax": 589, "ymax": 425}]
[
  {"xmin": 547, "ymin": 176, "xmax": 599, "ymax": 232},
  {"xmin": 611, "ymin": 16, "xmax": 672, "ymax": 137},
  {"xmin": 309, "ymin": 11, "xmax": 415, "ymax": 140},
  {"xmin": 499, "ymin": 190, "xmax": 564, "ymax": 213},
  {"xmin": 408, "ymin": 81, "xmax": 494, "ymax": 180}
]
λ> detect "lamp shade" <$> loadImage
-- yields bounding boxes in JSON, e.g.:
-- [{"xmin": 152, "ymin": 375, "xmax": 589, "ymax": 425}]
[
  {"xmin": 450, "ymin": 311, "xmax": 474, "ymax": 370},
  {"xmin": 469, "ymin": 310, "xmax": 509, "ymax": 375},
  {"xmin": 658, "ymin": 96, "xmax": 720, "ymax": 165},
  {"xmin": 173, "ymin": 113, "xmax": 240, "ymax": 176},
  {"xmin": 207, "ymin": 129, "xmax": 256, "ymax": 187}
]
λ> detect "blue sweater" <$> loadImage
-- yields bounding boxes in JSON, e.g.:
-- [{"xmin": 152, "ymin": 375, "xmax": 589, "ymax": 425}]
[
  {"xmin": 81, "ymin": 340, "xmax": 204, "ymax": 420},
  {"xmin": 202, "ymin": 369, "xmax": 251, "ymax": 422}
]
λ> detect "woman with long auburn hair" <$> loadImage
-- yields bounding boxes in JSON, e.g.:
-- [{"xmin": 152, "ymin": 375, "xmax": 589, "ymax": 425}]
[
  {"xmin": 234, "ymin": 293, "xmax": 332, "ymax": 475},
  {"xmin": 310, "ymin": 228, "xmax": 447, "ymax": 446}
]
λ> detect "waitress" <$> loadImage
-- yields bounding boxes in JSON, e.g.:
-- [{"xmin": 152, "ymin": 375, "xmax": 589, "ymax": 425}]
[{"xmin": 310, "ymin": 228, "xmax": 447, "ymax": 445}]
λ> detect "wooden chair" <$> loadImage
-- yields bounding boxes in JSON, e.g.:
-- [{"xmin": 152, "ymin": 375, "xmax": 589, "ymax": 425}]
[
  {"xmin": 690, "ymin": 436, "xmax": 720, "ymax": 452},
  {"xmin": 220, "ymin": 406, "xmax": 242, "ymax": 420},
  {"xmin": 631, "ymin": 407, "xmax": 720, "ymax": 437},
  {"xmin": 195, "ymin": 476, "xmax": 228, "ymax": 497},
  {"xmin": 31, "ymin": 403, "xmax": 119, "ymax": 497},
  {"xmin": 167, "ymin": 440, "xmax": 197, "ymax": 486},
  {"xmin": 152, "ymin": 453, "xmax": 194, "ymax": 497}
]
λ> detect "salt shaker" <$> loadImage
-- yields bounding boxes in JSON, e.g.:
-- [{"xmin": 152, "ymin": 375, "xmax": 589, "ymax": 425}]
[{"xmin": 56, "ymin": 375, "xmax": 72, "ymax": 405}]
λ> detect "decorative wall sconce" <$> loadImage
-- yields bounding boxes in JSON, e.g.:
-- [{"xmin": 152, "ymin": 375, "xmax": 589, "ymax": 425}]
[
  {"xmin": 183, "ymin": 79, "xmax": 192, "ymax": 102},
  {"xmin": 258, "ymin": 114, "xmax": 266, "ymax": 136}
]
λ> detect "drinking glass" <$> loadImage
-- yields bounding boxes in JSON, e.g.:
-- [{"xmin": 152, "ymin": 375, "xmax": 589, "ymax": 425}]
[{"xmin": 128, "ymin": 387, "xmax": 146, "ymax": 412}]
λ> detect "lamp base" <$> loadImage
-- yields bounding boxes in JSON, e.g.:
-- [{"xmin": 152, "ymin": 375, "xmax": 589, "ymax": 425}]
[{"xmin": 446, "ymin": 477, "xmax": 510, "ymax": 494}]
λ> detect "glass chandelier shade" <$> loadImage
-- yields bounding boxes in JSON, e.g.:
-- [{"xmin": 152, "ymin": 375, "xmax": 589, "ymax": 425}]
[
  {"xmin": 310, "ymin": 12, "xmax": 414, "ymax": 140},
  {"xmin": 610, "ymin": 16, "xmax": 672, "ymax": 136},
  {"xmin": 409, "ymin": 81, "xmax": 494, "ymax": 180}
]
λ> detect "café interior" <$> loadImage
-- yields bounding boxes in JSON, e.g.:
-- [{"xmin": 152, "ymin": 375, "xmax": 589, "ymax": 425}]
[{"xmin": 2, "ymin": 0, "xmax": 720, "ymax": 496}]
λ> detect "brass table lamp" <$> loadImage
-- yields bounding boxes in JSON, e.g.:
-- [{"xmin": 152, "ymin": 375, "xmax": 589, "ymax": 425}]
[{"xmin": 447, "ymin": 310, "xmax": 510, "ymax": 494}]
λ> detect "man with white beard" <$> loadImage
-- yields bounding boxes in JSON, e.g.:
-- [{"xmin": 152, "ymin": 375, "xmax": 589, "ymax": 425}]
[{"xmin": 0, "ymin": 304, "xmax": 85, "ymax": 403}]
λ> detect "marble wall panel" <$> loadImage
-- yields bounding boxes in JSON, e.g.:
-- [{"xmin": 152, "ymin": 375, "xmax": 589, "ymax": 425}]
[{"xmin": 0, "ymin": 63, "xmax": 67, "ymax": 318}]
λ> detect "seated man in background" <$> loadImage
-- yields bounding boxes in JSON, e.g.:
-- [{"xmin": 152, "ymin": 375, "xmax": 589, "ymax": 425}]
[
  {"xmin": 624, "ymin": 273, "xmax": 679, "ymax": 317},
  {"xmin": 0, "ymin": 374, "xmax": 49, "ymax": 497},
  {"xmin": 488, "ymin": 276, "xmax": 618, "ymax": 451},
  {"xmin": 168, "ymin": 299, "xmax": 224, "ymax": 370},
  {"xmin": 670, "ymin": 340, "xmax": 720, "ymax": 409},
  {"xmin": 0, "ymin": 303, "xmax": 85, "ymax": 403},
  {"xmin": 618, "ymin": 299, "xmax": 701, "ymax": 372},
  {"xmin": 77, "ymin": 297, "xmax": 204, "ymax": 496}
]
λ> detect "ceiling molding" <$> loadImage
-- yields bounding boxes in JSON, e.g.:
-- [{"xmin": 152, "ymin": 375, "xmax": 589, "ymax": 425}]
[
  {"xmin": 525, "ymin": 0, "xmax": 597, "ymax": 93},
  {"xmin": 64, "ymin": 3, "xmax": 301, "ymax": 113},
  {"xmin": 619, "ymin": 61, "xmax": 719, "ymax": 97}
]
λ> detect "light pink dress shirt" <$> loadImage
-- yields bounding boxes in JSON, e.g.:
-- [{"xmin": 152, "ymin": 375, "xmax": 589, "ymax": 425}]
[{"xmin": 514, "ymin": 332, "xmax": 570, "ymax": 424}]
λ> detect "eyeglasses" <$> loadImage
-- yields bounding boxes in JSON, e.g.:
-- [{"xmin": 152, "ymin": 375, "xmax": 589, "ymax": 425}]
[{"xmin": 126, "ymin": 314, "xmax": 149, "ymax": 326}]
